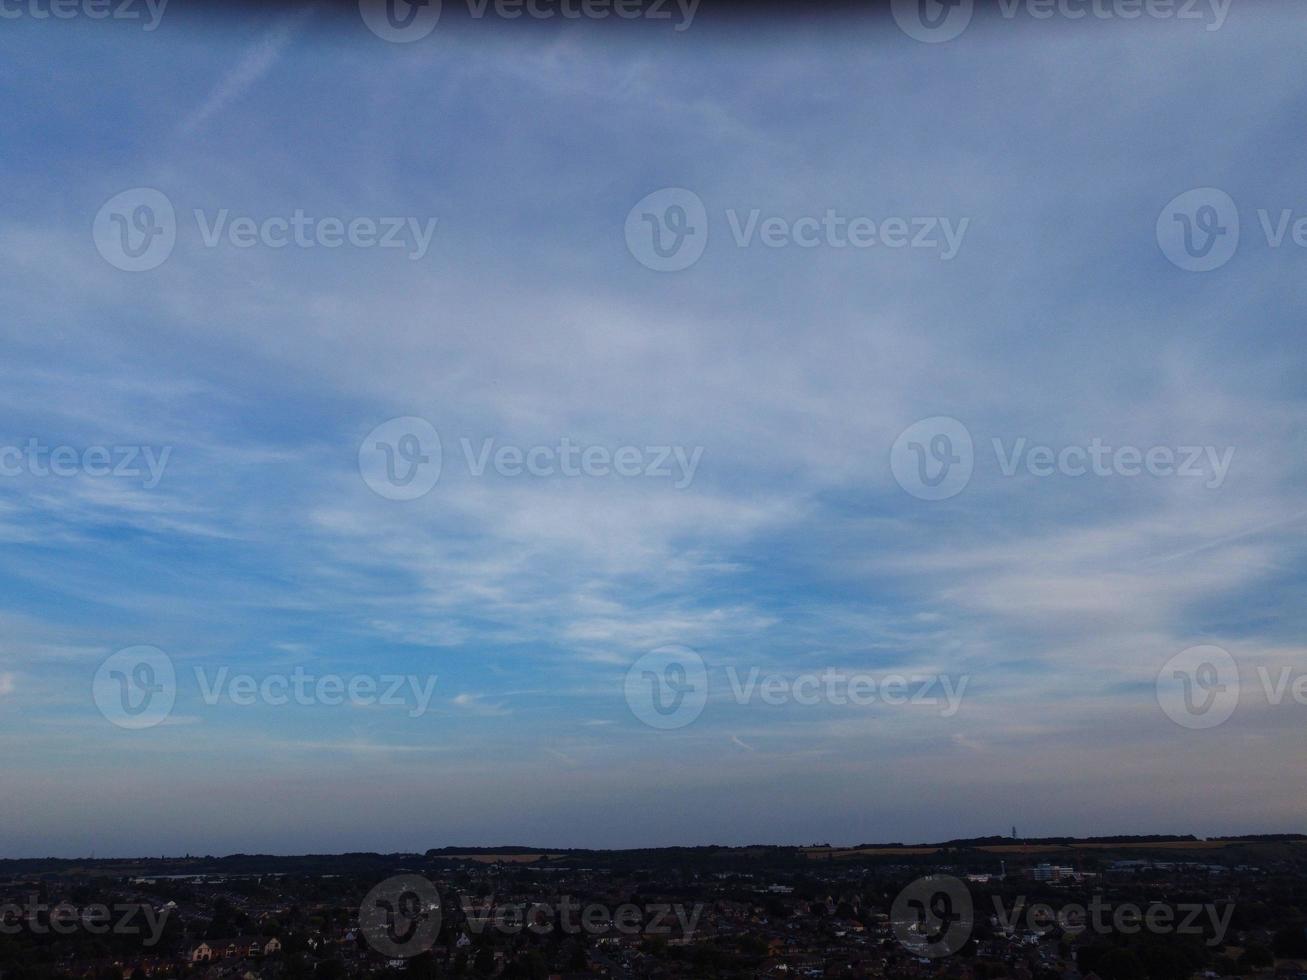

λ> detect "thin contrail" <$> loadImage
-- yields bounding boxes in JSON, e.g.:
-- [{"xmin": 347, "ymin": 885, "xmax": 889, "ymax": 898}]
[
  {"xmin": 177, "ymin": 6, "xmax": 316, "ymax": 137},
  {"xmin": 1143, "ymin": 508, "xmax": 1307, "ymax": 567}
]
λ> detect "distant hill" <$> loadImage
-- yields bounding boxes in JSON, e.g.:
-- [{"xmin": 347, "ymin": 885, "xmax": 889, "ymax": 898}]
[{"xmin": 3, "ymin": 835, "xmax": 1303, "ymax": 877}]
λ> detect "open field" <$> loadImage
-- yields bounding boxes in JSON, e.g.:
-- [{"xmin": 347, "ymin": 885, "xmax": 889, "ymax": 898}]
[
  {"xmin": 5, "ymin": 838, "xmax": 1303, "ymax": 879},
  {"xmin": 800, "ymin": 838, "xmax": 1288, "ymax": 860},
  {"xmin": 803, "ymin": 847, "xmax": 941, "ymax": 859},
  {"xmin": 980, "ymin": 840, "xmax": 1239, "ymax": 853},
  {"xmin": 1078, "ymin": 840, "xmax": 1234, "ymax": 850},
  {"xmin": 440, "ymin": 853, "xmax": 565, "ymax": 864},
  {"xmin": 976, "ymin": 845, "xmax": 1071, "ymax": 854}
]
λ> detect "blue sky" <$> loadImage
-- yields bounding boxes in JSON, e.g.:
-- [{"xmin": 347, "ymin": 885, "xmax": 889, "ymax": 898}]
[{"xmin": 2, "ymin": 2, "xmax": 1307, "ymax": 857}]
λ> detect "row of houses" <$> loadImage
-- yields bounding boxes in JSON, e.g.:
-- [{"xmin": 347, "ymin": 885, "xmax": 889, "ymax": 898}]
[{"xmin": 188, "ymin": 936, "xmax": 282, "ymax": 962}]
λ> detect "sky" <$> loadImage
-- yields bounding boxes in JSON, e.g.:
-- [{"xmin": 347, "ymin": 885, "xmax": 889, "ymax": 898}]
[{"xmin": 1, "ymin": 0, "xmax": 1306, "ymax": 858}]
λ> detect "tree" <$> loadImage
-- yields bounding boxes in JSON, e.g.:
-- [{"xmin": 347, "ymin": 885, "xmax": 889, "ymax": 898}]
[
  {"xmin": 1096, "ymin": 948, "xmax": 1145, "ymax": 980},
  {"xmin": 315, "ymin": 958, "xmax": 348, "ymax": 980},
  {"xmin": 1240, "ymin": 943, "xmax": 1273, "ymax": 969},
  {"xmin": 1275, "ymin": 924, "xmax": 1307, "ymax": 958}
]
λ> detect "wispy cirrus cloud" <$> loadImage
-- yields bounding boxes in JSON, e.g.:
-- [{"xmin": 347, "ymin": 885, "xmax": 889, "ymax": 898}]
[
  {"xmin": 177, "ymin": 7, "xmax": 316, "ymax": 137},
  {"xmin": 2, "ymin": 6, "xmax": 1306, "ymax": 854}
]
